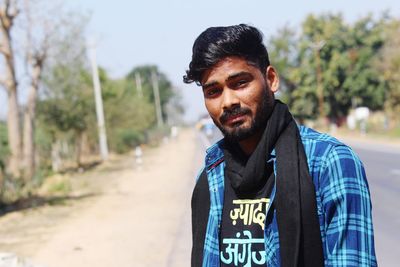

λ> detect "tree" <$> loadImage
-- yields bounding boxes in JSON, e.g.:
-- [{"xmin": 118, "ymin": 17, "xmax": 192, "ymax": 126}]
[
  {"xmin": 342, "ymin": 15, "xmax": 387, "ymax": 113},
  {"xmin": 269, "ymin": 13, "xmax": 390, "ymax": 124},
  {"xmin": 38, "ymin": 15, "xmax": 93, "ymax": 169},
  {"xmin": 268, "ymin": 25, "xmax": 298, "ymax": 98},
  {"xmin": 100, "ymin": 69, "xmax": 156, "ymax": 152},
  {"xmin": 126, "ymin": 65, "xmax": 174, "ymax": 121},
  {"xmin": 38, "ymin": 67, "xmax": 95, "ymax": 169},
  {"xmin": 297, "ymin": 13, "xmax": 352, "ymax": 123},
  {"xmin": 21, "ymin": 0, "xmax": 56, "ymax": 179},
  {"xmin": 0, "ymin": 0, "xmax": 21, "ymax": 177},
  {"xmin": 375, "ymin": 19, "xmax": 400, "ymax": 123},
  {"xmin": 0, "ymin": 0, "xmax": 83, "ymax": 179}
]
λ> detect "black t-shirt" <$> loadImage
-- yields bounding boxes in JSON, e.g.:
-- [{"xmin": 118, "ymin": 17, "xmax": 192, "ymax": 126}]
[
  {"xmin": 220, "ymin": 162, "xmax": 274, "ymax": 267},
  {"xmin": 191, "ymin": 163, "xmax": 274, "ymax": 267}
]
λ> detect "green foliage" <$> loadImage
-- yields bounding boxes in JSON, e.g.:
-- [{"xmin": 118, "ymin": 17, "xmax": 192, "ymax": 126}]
[
  {"xmin": 47, "ymin": 178, "xmax": 72, "ymax": 195},
  {"xmin": 0, "ymin": 121, "xmax": 8, "ymax": 184},
  {"xmin": 39, "ymin": 58, "xmax": 178, "ymax": 166},
  {"xmin": 35, "ymin": 12, "xmax": 179, "ymax": 163},
  {"xmin": 114, "ymin": 130, "xmax": 145, "ymax": 153},
  {"xmin": 99, "ymin": 73, "xmax": 156, "ymax": 152},
  {"xmin": 268, "ymin": 25, "xmax": 298, "ymax": 94},
  {"xmin": 39, "ymin": 71, "xmax": 95, "ymax": 134},
  {"xmin": 375, "ymin": 20, "xmax": 400, "ymax": 122},
  {"xmin": 269, "ymin": 12, "xmax": 397, "ymax": 124},
  {"xmin": 126, "ymin": 65, "xmax": 174, "ymax": 120},
  {"xmin": 0, "ymin": 122, "xmax": 8, "ymax": 165},
  {"xmin": 38, "ymin": 10, "xmax": 95, "ymax": 143}
]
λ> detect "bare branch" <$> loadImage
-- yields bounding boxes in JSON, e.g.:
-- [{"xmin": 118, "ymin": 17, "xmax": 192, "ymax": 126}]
[
  {"xmin": 6, "ymin": 0, "xmax": 19, "ymax": 21},
  {"xmin": 0, "ymin": 77, "xmax": 8, "ymax": 88},
  {"xmin": 0, "ymin": 43, "xmax": 8, "ymax": 55},
  {"xmin": 0, "ymin": 0, "xmax": 19, "ymax": 30}
]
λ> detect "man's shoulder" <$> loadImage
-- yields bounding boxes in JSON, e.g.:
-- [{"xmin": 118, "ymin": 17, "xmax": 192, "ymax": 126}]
[
  {"xmin": 299, "ymin": 125, "xmax": 364, "ymax": 176},
  {"xmin": 299, "ymin": 125, "xmax": 350, "ymax": 154},
  {"xmin": 204, "ymin": 138, "xmax": 225, "ymax": 167},
  {"xmin": 298, "ymin": 125, "xmax": 361, "ymax": 165},
  {"xmin": 298, "ymin": 125, "xmax": 344, "ymax": 147}
]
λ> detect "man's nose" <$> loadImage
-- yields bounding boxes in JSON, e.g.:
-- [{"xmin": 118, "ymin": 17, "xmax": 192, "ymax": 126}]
[{"xmin": 222, "ymin": 89, "xmax": 240, "ymax": 110}]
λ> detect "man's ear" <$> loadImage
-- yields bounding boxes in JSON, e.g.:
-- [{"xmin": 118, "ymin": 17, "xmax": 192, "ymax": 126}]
[{"xmin": 265, "ymin": 66, "xmax": 279, "ymax": 93}]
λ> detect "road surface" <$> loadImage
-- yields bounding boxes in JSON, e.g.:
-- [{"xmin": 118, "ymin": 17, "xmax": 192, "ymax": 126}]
[
  {"xmin": 341, "ymin": 138, "xmax": 400, "ymax": 267},
  {"xmin": 0, "ymin": 129, "xmax": 202, "ymax": 267}
]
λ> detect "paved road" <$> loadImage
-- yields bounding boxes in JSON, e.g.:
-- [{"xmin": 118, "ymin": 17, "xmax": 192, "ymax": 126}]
[
  {"xmin": 0, "ymin": 130, "xmax": 200, "ymax": 267},
  {"xmin": 343, "ymin": 140, "xmax": 400, "ymax": 267}
]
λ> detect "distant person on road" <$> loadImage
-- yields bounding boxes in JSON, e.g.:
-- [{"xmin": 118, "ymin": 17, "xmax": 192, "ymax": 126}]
[{"xmin": 183, "ymin": 24, "xmax": 376, "ymax": 267}]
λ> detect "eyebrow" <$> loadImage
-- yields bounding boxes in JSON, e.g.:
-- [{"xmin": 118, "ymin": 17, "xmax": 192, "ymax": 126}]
[
  {"xmin": 202, "ymin": 71, "xmax": 252, "ymax": 90},
  {"xmin": 202, "ymin": 81, "xmax": 218, "ymax": 91},
  {"xmin": 226, "ymin": 71, "xmax": 252, "ymax": 82}
]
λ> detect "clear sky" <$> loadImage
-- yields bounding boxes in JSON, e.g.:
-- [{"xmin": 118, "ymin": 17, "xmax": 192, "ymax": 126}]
[{"xmin": 0, "ymin": 0, "xmax": 399, "ymax": 121}]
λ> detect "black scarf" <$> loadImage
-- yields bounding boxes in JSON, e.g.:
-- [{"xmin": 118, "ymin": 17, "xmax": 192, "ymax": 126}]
[{"xmin": 223, "ymin": 100, "xmax": 324, "ymax": 267}]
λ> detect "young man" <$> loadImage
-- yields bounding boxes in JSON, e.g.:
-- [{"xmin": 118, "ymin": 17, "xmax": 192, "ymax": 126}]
[{"xmin": 183, "ymin": 24, "xmax": 377, "ymax": 267}]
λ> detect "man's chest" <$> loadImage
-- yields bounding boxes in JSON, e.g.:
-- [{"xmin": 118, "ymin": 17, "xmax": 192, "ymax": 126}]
[{"xmin": 219, "ymin": 175, "xmax": 273, "ymax": 267}]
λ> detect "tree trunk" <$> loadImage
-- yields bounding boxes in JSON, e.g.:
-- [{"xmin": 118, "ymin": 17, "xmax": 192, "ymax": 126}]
[
  {"xmin": 0, "ymin": 163, "xmax": 4, "ymax": 197},
  {"xmin": 0, "ymin": 1, "xmax": 22, "ymax": 178},
  {"xmin": 7, "ymin": 88, "xmax": 22, "ymax": 177},
  {"xmin": 51, "ymin": 140, "xmax": 61, "ymax": 173},
  {"xmin": 23, "ymin": 61, "xmax": 42, "ymax": 181},
  {"xmin": 75, "ymin": 131, "xmax": 83, "ymax": 168}
]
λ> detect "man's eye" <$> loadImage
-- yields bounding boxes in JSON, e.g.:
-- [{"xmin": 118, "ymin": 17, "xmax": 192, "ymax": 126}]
[
  {"xmin": 236, "ymin": 80, "xmax": 248, "ymax": 87},
  {"xmin": 205, "ymin": 88, "xmax": 221, "ymax": 97}
]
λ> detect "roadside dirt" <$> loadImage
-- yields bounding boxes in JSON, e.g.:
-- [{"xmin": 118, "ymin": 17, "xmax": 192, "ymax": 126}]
[{"xmin": 0, "ymin": 129, "xmax": 200, "ymax": 267}]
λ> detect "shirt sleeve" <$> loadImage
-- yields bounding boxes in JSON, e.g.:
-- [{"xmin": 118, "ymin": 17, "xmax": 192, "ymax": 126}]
[{"xmin": 319, "ymin": 144, "xmax": 377, "ymax": 267}]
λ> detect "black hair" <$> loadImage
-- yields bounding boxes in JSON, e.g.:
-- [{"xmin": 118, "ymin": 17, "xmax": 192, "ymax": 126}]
[{"xmin": 183, "ymin": 24, "xmax": 270, "ymax": 85}]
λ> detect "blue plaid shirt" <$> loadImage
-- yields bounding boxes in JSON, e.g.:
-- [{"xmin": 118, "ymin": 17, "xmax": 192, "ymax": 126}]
[{"xmin": 199, "ymin": 125, "xmax": 377, "ymax": 267}]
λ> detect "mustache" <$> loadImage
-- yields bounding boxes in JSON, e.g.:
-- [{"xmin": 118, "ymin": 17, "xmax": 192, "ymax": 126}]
[{"xmin": 219, "ymin": 106, "xmax": 251, "ymax": 124}]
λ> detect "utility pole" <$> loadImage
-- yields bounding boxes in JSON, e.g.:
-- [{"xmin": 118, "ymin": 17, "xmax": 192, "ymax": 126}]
[
  {"xmin": 88, "ymin": 43, "xmax": 109, "ymax": 161},
  {"xmin": 311, "ymin": 40, "xmax": 326, "ymax": 119},
  {"xmin": 151, "ymin": 70, "xmax": 164, "ymax": 127},
  {"xmin": 135, "ymin": 72, "xmax": 143, "ymax": 98}
]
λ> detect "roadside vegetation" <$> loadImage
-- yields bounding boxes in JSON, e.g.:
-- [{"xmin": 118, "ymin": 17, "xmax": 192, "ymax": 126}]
[
  {"xmin": 0, "ymin": 4, "xmax": 399, "ymax": 209},
  {"xmin": 269, "ymin": 12, "xmax": 400, "ymax": 132},
  {"xmin": 0, "ymin": 0, "xmax": 183, "ymax": 209}
]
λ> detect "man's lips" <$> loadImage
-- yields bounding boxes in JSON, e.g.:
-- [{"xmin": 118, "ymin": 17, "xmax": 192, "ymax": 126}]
[
  {"xmin": 225, "ymin": 113, "xmax": 247, "ymax": 125},
  {"xmin": 219, "ymin": 107, "xmax": 251, "ymax": 125}
]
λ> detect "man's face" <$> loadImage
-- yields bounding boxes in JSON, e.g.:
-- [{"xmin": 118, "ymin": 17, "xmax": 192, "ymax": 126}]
[{"xmin": 201, "ymin": 56, "xmax": 278, "ymax": 142}]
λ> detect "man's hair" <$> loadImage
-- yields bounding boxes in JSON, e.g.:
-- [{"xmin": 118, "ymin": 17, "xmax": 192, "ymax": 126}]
[{"xmin": 183, "ymin": 24, "xmax": 270, "ymax": 85}]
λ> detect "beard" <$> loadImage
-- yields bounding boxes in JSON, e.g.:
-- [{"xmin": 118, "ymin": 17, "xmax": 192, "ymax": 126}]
[{"xmin": 213, "ymin": 90, "xmax": 275, "ymax": 142}]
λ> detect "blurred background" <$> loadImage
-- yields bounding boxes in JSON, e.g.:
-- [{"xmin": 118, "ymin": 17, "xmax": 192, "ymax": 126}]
[{"xmin": 0, "ymin": 0, "xmax": 399, "ymax": 266}]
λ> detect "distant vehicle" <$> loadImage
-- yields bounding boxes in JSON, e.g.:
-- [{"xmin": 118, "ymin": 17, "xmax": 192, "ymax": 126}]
[
  {"xmin": 197, "ymin": 116, "xmax": 216, "ymax": 139},
  {"xmin": 203, "ymin": 123, "xmax": 215, "ymax": 138}
]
